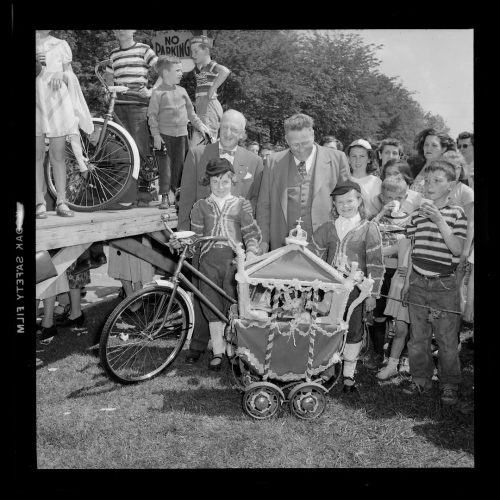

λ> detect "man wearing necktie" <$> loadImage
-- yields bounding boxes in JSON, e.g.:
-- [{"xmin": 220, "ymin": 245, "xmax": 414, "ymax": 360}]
[
  {"xmin": 257, "ymin": 113, "xmax": 351, "ymax": 252},
  {"xmin": 177, "ymin": 109, "xmax": 264, "ymax": 364}
]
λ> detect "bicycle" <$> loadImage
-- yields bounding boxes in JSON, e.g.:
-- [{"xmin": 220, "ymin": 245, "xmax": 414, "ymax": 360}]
[
  {"xmin": 99, "ymin": 213, "xmax": 236, "ymax": 384},
  {"xmin": 44, "ymin": 60, "xmax": 210, "ymax": 212}
]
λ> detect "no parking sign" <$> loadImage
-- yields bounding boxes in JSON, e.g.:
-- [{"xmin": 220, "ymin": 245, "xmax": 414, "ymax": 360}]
[{"xmin": 152, "ymin": 31, "xmax": 197, "ymax": 73}]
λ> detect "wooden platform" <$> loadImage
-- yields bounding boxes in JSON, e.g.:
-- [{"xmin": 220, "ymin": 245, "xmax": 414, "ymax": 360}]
[
  {"xmin": 36, "ymin": 206, "xmax": 178, "ymax": 299},
  {"xmin": 36, "ymin": 206, "xmax": 177, "ymax": 250}
]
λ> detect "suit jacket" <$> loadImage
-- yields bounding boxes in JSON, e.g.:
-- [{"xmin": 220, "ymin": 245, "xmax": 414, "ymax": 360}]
[
  {"xmin": 177, "ymin": 142, "xmax": 264, "ymax": 231},
  {"xmin": 256, "ymin": 144, "xmax": 350, "ymax": 251}
]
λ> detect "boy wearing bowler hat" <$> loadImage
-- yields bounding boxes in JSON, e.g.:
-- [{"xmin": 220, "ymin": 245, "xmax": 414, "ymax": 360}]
[
  {"xmin": 310, "ymin": 179, "xmax": 384, "ymax": 394},
  {"xmin": 190, "ymin": 158, "xmax": 262, "ymax": 371}
]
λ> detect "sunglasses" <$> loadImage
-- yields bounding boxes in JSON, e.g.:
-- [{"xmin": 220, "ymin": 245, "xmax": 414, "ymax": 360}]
[{"xmin": 457, "ymin": 144, "xmax": 469, "ymax": 149}]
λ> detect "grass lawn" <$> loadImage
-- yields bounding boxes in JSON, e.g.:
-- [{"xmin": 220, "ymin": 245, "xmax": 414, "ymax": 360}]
[{"xmin": 35, "ymin": 297, "xmax": 474, "ymax": 469}]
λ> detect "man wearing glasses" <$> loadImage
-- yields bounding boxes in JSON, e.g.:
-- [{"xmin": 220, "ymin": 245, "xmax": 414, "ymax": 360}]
[
  {"xmin": 178, "ymin": 109, "xmax": 264, "ymax": 364},
  {"xmin": 456, "ymin": 131, "xmax": 474, "ymax": 187},
  {"xmin": 256, "ymin": 113, "xmax": 351, "ymax": 252}
]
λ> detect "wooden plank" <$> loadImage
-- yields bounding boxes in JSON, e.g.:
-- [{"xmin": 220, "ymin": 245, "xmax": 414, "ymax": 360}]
[
  {"xmin": 36, "ymin": 243, "xmax": 91, "ymax": 299},
  {"xmin": 110, "ymin": 237, "xmax": 177, "ymax": 275},
  {"xmin": 36, "ymin": 207, "xmax": 177, "ymax": 250}
]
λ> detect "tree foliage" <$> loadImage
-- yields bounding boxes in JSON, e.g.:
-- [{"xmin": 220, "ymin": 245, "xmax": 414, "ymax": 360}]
[{"xmin": 51, "ymin": 29, "xmax": 448, "ymax": 156}]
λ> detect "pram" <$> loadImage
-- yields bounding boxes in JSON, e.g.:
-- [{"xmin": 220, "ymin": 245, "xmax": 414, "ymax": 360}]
[{"xmin": 227, "ymin": 221, "xmax": 374, "ymax": 420}]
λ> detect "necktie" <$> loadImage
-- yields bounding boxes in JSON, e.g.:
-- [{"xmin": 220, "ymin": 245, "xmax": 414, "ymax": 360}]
[{"xmin": 297, "ymin": 161, "xmax": 307, "ymax": 178}]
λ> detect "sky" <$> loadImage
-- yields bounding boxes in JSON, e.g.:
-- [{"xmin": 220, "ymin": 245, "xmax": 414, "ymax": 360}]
[{"xmin": 333, "ymin": 29, "xmax": 474, "ymax": 139}]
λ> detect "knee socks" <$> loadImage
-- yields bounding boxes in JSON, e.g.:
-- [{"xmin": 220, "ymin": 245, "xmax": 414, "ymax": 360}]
[
  {"xmin": 208, "ymin": 321, "xmax": 225, "ymax": 356},
  {"xmin": 342, "ymin": 341, "xmax": 363, "ymax": 380}
]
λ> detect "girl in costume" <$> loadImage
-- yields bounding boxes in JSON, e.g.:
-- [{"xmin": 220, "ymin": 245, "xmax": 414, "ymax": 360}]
[
  {"xmin": 311, "ymin": 179, "xmax": 384, "ymax": 393},
  {"xmin": 190, "ymin": 158, "xmax": 262, "ymax": 371}
]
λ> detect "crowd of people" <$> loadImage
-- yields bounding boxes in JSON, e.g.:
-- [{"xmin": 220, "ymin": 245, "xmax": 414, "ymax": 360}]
[{"xmin": 36, "ymin": 30, "xmax": 474, "ymax": 406}]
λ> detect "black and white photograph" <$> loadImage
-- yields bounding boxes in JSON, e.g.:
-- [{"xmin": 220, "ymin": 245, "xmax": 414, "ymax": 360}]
[{"xmin": 13, "ymin": 19, "xmax": 483, "ymax": 478}]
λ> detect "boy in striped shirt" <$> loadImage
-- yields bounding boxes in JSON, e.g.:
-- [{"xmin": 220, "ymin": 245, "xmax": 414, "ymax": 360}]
[
  {"xmin": 105, "ymin": 30, "xmax": 158, "ymax": 208},
  {"xmin": 402, "ymin": 159, "xmax": 467, "ymax": 405}
]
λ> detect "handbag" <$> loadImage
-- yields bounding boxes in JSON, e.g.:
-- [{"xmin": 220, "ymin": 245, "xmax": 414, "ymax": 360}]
[{"xmin": 36, "ymin": 250, "xmax": 57, "ymax": 284}]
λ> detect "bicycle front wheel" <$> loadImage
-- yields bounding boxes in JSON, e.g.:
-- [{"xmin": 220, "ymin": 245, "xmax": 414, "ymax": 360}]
[
  {"xmin": 99, "ymin": 285, "xmax": 193, "ymax": 384},
  {"xmin": 45, "ymin": 118, "xmax": 140, "ymax": 212}
]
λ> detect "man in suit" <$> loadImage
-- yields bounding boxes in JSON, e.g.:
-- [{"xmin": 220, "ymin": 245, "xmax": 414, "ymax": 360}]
[
  {"xmin": 177, "ymin": 109, "xmax": 264, "ymax": 364},
  {"xmin": 257, "ymin": 113, "xmax": 351, "ymax": 252}
]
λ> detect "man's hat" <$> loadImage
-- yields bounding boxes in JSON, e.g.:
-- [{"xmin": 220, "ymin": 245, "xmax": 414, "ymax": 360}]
[
  {"xmin": 190, "ymin": 35, "xmax": 213, "ymax": 48},
  {"xmin": 347, "ymin": 139, "xmax": 372, "ymax": 151},
  {"xmin": 205, "ymin": 158, "xmax": 234, "ymax": 178},
  {"xmin": 330, "ymin": 180, "xmax": 362, "ymax": 197}
]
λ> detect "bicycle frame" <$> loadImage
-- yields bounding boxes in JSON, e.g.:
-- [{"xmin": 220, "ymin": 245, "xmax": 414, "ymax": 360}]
[
  {"xmin": 93, "ymin": 60, "xmax": 158, "ymax": 176},
  {"xmin": 160, "ymin": 216, "xmax": 237, "ymax": 326}
]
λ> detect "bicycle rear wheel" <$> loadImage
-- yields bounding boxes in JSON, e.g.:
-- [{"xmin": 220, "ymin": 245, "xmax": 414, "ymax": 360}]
[
  {"xmin": 99, "ymin": 285, "xmax": 193, "ymax": 384},
  {"xmin": 45, "ymin": 118, "xmax": 140, "ymax": 212}
]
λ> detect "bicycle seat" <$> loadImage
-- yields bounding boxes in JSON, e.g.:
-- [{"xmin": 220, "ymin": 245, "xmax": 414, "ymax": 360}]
[
  {"xmin": 174, "ymin": 231, "xmax": 196, "ymax": 239},
  {"xmin": 108, "ymin": 85, "xmax": 129, "ymax": 93}
]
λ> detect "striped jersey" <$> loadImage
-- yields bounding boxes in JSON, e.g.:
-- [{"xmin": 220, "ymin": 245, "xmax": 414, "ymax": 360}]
[
  {"xmin": 194, "ymin": 60, "xmax": 221, "ymax": 98},
  {"xmin": 106, "ymin": 42, "xmax": 157, "ymax": 89},
  {"xmin": 406, "ymin": 204, "xmax": 467, "ymax": 273}
]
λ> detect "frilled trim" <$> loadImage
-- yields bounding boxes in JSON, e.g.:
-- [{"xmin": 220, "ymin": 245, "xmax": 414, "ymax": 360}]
[
  {"xmin": 244, "ymin": 278, "xmax": 354, "ymax": 293},
  {"xmin": 236, "ymin": 347, "xmax": 343, "ymax": 381}
]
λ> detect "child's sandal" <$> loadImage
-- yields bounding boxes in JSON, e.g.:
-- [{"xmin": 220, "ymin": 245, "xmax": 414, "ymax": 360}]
[
  {"xmin": 36, "ymin": 203, "xmax": 47, "ymax": 219},
  {"xmin": 208, "ymin": 354, "xmax": 223, "ymax": 372}
]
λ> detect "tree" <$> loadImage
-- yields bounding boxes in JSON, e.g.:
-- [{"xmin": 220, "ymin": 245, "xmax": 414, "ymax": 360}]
[{"xmin": 50, "ymin": 30, "xmax": 448, "ymax": 153}]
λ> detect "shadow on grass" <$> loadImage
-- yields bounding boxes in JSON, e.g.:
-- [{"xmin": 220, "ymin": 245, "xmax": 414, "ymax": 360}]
[
  {"xmin": 150, "ymin": 385, "xmax": 243, "ymax": 418},
  {"xmin": 327, "ymin": 344, "xmax": 474, "ymax": 456},
  {"xmin": 66, "ymin": 376, "xmax": 123, "ymax": 399}
]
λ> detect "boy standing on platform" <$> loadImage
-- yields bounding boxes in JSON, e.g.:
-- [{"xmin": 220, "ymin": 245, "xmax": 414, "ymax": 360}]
[
  {"xmin": 105, "ymin": 30, "xmax": 158, "ymax": 209},
  {"xmin": 148, "ymin": 56, "xmax": 211, "ymax": 209},
  {"xmin": 402, "ymin": 159, "xmax": 467, "ymax": 406},
  {"xmin": 190, "ymin": 35, "xmax": 230, "ymax": 145}
]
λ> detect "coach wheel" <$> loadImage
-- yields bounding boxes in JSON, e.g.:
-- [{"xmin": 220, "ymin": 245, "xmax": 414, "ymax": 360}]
[
  {"xmin": 242, "ymin": 382, "xmax": 283, "ymax": 420},
  {"xmin": 288, "ymin": 383, "xmax": 327, "ymax": 420}
]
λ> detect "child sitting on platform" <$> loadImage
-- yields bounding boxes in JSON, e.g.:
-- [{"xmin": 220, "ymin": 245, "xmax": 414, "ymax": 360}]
[
  {"xmin": 310, "ymin": 180, "xmax": 384, "ymax": 394},
  {"xmin": 190, "ymin": 158, "xmax": 262, "ymax": 371}
]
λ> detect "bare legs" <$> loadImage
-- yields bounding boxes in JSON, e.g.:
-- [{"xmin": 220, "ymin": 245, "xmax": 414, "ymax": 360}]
[
  {"xmin": 36, "ymin": 135, "xmax": 47, "ymax": 206},
  {"xmin": 49, "ymin": 136, "xmax": 69, "ymax": 208}
]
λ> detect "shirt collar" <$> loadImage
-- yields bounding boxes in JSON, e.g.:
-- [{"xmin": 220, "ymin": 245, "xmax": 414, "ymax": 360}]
[
  {"xmin": 337, "ymin": 212, "xmax": 361, "ymax": 224},
  {"xmin": 293, "ymin": 144, "xmax": 317, "ymax": 172},
  {"xmin": 218, "ymin": 140, "xmax": 238, "ymax": 153}
]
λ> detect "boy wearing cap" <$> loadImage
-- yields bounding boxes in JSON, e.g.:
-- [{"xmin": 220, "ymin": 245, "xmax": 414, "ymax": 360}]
[
  {"xmin": 310, "ymin": 179, "xmax": 384, "ymax": 394},
  {"xmin": 190, "ymin": 157, "xmax": 262, "ymax": 371},
  {"xmin": 190, "ymin": 35, "xmax": 230, "ymax": 144}
]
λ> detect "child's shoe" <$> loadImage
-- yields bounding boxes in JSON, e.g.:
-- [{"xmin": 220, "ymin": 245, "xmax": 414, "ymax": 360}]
[
  {"xmin": 398, "ymin": 356, "xmax": 410, "ymax": 374},
  {"xmin": 440, "ymin": 387, "xmax": 458, "ymax": 406},
  {"xmin": 362, "ymin": 352, "xmax": 383, "ymax": 370},
  {"xmin": 342, "ymin": 376, "xmax": 358, "ymax": 394},
  {"xmin": 376, "ymin": 357, "xmax": 399, "ymax": 380},
  {"xmin": 402, "ymin": 381, "xmax": 432, "ymax": 396}
]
